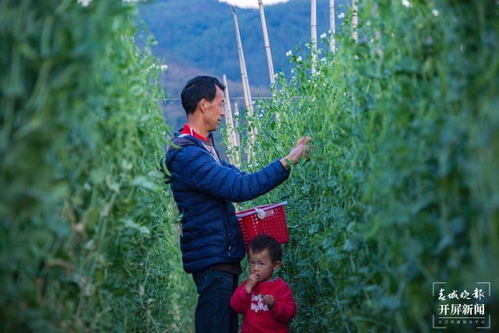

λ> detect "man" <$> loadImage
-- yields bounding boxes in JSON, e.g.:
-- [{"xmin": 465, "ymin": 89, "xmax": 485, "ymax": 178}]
[{"xmin": 165, "ymin": 76, "xmax": 310, "ymax": 333}]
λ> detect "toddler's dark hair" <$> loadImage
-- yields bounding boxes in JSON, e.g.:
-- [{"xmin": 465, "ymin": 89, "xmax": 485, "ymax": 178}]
[{"xmin": 249, "ymin": 234, "xmax": 282, "ymax": 262}]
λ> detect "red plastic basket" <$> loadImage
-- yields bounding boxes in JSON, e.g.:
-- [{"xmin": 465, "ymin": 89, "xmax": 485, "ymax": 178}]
[{"xmin": 236, "ymin": 202, "xmax": 288, "ymax": 246}]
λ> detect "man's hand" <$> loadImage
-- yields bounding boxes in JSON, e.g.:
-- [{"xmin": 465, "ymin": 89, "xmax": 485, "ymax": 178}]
[
  {"xmin": 280, "ymin": 136, "xmax": 312, "ymax": 169},
  {"xmin": 263, "ymin": 294, "xmax": 275, "ymax": 309},
  {"xmin": 245, "ymin": 273, "xmax": 259, "ymax": 294}
]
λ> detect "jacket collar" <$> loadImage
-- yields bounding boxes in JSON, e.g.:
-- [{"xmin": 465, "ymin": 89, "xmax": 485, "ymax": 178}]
[
  {"xmin": 181, "ymin": 123, "xmax": 210, "ymax": 142},
  {"xmin": 172, "ymin": 126, "xmax": 221, "ymax": 164},
  {"xmin": 173, "ymin": 125, "xmax": 216, "ymax": 150}
]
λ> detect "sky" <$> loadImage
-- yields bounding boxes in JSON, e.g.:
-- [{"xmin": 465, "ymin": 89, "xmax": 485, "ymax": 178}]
[
  {"xmin": 218, "ymin": 0, "xmax": 291, "ymax": 9},
  {"xmin": 78, "ymin": 0, "xmax": 291, "ymax": 9}
]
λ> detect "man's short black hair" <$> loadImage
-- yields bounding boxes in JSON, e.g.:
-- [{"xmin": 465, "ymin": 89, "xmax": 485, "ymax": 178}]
[
  {"xmin": 248, "ymin": 234, "xmax": 282, "ymax": 262},
  {"xmin": 181, "ymin": 76, "xmax": 225, "ymax": 115}
]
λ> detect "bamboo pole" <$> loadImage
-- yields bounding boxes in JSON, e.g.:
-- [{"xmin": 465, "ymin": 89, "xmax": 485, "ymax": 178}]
[
  {"xmin": 222, "ymin": 74, "xmax": 235, "ymax": 149},
  {"xmin": 258, "ymin": 0, "xmax": 280, "ymax": 121},
  {"xmin": 222, "ymin": 74, "xmax": 235, "ymax": 145},
  {"xmin": 310, "ymin": 0, "xmax": 317, "ymax": 75},
  {"xmin": 233, "ymin": 101, "xmax": 242, "ymax": 163},
  {"xmin": 232, "ymin": 6, "xmax": 255, "ymax": 160},
  {"xmin": 232, "ymin": 6, "xmax": 253, "ymax": 118},
  {"xmin": 352, "ymin": 0, "xmax": 358, "ymax": 42},
  {"xmin": 258, "ymin": 0, "xmax": 275, "ymax": 85},
  {"xmin": 233, "ymin": 102, "xmax": 240, "ymax": 146},
  {"xmin": 329, "ymin": 0, "xmax": 336, "ymax": 53},
  {"xmin": 222, "ymin": 74, "xmax": 240, "ymax": 166}
]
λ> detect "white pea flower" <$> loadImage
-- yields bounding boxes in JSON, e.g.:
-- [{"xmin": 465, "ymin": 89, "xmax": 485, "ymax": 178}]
[
  {"xmin": 286, "ymin": 50, "xmax": 293, "ymax": 57},
  {"xmin": 432, "ymin": 9, "xmax": 439, "ymax": 16},
  {"xmin": 78, "ymin": 0, "xmax": 91, "ymax": 6},
  {"xmin": 320, "ymin": 32, "xmax": 327, "ymax": 39},
  {"xmin": 338, "ymin": 12, "xmax": 345, "ymax": 19},
  {"xmin": 297, "ymin": 56, "xmax": 303, "ymax": 62},
  {"xmin": 161, "ymin": 64, "xmax": 168, "ymax": 72},
  {"xmin": 402, "ymin": 0, "xmax": 411, "ymax": 8}
]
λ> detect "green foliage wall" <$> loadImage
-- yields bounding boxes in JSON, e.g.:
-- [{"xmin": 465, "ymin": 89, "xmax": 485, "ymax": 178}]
[
  {"xmin": 243, "ymin": 0, "xmax": 498, "ymax": 331},
  {"xmin": 0, "ymin": 1, "xmax": 194, "ymax": 331}
]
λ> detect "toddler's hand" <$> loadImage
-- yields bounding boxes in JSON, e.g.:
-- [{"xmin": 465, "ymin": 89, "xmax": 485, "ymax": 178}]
[
  {"xmin": 263, "ymin": 294, "xmax": 274, "ymax": 309},
  {"xmin": 245, "ymin": 273, "xmax": 259, "ymax": 293}
]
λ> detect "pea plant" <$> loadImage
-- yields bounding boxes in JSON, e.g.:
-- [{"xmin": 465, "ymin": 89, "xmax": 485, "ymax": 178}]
[
  {"xmin": 0, "ymin": 1, "xmax": 194, "ymax": 332},
  {"xmin": 238, "ymin": 0, "xmax": 498, "ymax": 330}
]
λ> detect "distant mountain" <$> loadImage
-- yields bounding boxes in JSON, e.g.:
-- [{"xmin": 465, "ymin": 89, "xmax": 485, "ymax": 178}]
[{"xmin": 138, "ymin": 0, "xmax": 349, "ymax": 127}]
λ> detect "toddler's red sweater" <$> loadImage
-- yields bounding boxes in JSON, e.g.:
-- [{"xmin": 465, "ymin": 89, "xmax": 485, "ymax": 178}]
[{"xmin": 230, "ymin": 278, "xmax": 297, "ymax": 333}]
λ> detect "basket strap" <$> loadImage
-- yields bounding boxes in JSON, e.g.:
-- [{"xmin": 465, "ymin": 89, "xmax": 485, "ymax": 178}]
[{"xmin": 255, "ymin": 207, "xmax": 266, "ymax": 220}]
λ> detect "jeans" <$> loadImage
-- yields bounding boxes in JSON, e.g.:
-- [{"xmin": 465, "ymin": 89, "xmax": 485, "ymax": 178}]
[{"xmin": 192, "ymin": 269, "xmax": 239, "ymax": 333}]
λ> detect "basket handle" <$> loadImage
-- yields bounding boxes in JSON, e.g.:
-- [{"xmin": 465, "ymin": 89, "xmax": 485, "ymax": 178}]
[
  {"xmin": 236, "ymin": 201, "xmax": 287, "ymax": 219},
  {"xmin": 259, "ymin": 201, "xmax": 287, "ymax": 211}
]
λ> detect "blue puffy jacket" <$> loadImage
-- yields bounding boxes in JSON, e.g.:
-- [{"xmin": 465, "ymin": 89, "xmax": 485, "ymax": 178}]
[{"xmin": 165, "ymin": 132, "xmax": 290, "ymax": 273}]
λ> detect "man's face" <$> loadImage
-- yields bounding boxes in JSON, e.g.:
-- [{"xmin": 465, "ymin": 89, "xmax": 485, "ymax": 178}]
[{"xmin": 203, "ymin": 86, "xmax": 225, "ymax": 132}]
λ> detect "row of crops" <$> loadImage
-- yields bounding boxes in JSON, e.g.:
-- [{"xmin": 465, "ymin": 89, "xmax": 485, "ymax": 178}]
[
  {"xmin": 1, "ymin": 0, "xmax": 497, "ymax": 332},
  {"xmin": 1, "ymin": 1, "xmax": 195, "ymax": 331},
  {"xmin": 239, "ymin": 0, "xmax": 498, "ymax": 331}
]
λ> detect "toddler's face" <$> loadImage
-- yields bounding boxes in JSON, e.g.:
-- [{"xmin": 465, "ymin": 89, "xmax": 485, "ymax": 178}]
[{"xmin": 248, "ymin": 249, "xmax": 279, "ymax": 282}]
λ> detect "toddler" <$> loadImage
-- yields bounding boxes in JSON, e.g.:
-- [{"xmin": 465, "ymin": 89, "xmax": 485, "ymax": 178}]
[{"xmin": 230, "ymin": 234, "xmax": 297, "ymax": 332}]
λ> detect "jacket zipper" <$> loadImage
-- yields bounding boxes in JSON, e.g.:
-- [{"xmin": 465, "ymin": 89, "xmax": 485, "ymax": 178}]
[
  {"xmin": 189, "ymin": 134, "xmax": 232, "ymax": 256},
  {"xmin": 223, "ymin": 207, "xmax": 232, "ymax": 256},
  {"xmin": 224, "ymin": 214, "xmax": 232, "ymax": 256},
  {"xmin": 201, "ymin": 140, "xmax": 232, "ymax": 255},
  {"xmin": 212, "ymin": 135, "xmax": 232, "ymax": 256}
]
